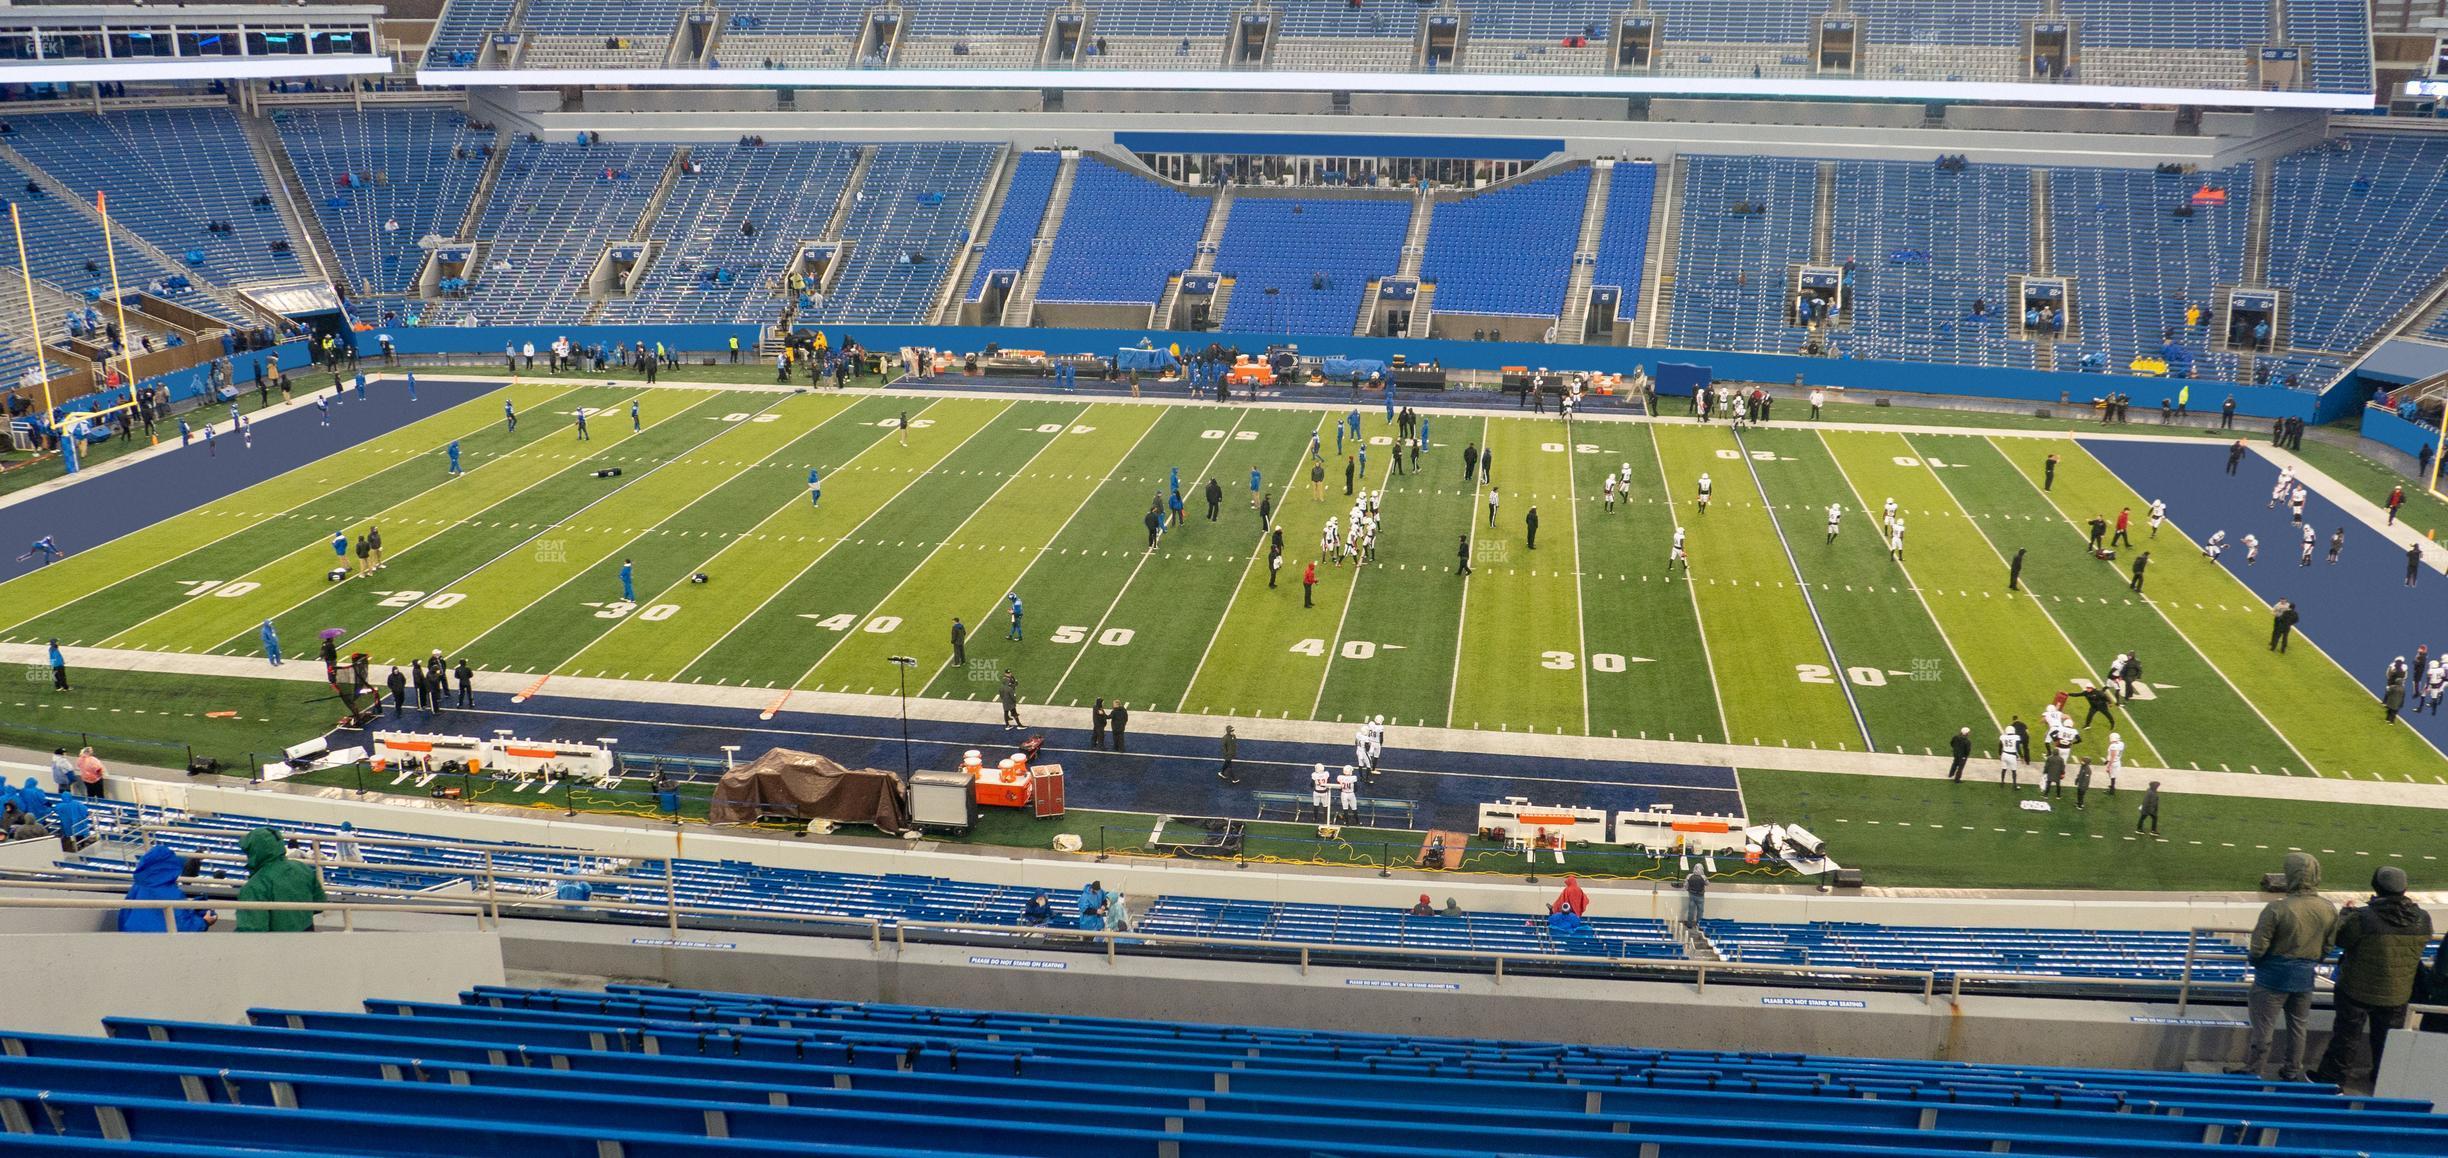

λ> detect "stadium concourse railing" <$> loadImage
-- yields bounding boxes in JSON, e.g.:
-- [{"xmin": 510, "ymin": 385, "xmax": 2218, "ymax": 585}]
[{"xmin": 0, "ymin": 823, "xmax": 2263, "ymax": 1010}]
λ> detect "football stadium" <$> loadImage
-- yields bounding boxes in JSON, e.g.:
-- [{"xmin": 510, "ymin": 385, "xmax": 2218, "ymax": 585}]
[{"xmin": 4, "ymin": 0, "xmax": 2448, "ymax": 1149}]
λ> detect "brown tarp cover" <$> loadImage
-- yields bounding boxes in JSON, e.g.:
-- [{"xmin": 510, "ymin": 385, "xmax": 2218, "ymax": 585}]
[{"xmin": 707, "ymin": 749, "xmax": 909, "ymax": 831}]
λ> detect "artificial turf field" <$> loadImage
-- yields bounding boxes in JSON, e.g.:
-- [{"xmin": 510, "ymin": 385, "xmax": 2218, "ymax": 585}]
[{"xmin": 3, "ymin": 377, "xmax": 2443, "ymax": 785}]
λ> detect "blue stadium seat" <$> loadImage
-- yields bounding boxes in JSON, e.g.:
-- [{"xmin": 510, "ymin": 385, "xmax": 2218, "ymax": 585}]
[
  {"xmin": 4, "ymin": 108, "xmax": 301, "ymax": 285},
  {"xmin": 1036, "ymin": 158, "xmax": 1206, "ymax": 307},
  {"xmin": 1212, "ymin": 195, "xmax": 1409, "ymax": 332},
  {"xmin": 604, "ymin": 141, "xmax": 862, "ymax": 325},
  {"xmin": 966, "ymin": 149, "xmax": 1061, "ymax": 303},
  {"xmin": 810, "ymin": 142, "xmax": 1000, "ymax": 324},
  {"xmin": 1590, "ymin": 162, "xmax": 1658, "ymax": 320},
  {"xmin": 273, "ymin": 106, "xmax": 491, "ymax": 298},
  {"xmin": 1418, "ymin": 166, "xmax": 1590, "ymax": 322}
]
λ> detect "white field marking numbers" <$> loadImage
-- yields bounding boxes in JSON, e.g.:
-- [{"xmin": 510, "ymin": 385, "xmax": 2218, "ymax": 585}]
[
  {"xmin": 1050, "ymin": 626, "xmax": 1137, "ymax": 646},
  {"xmin": 589, "ymin": 602, "xmax": 679, "ymax": 621},
  {"xmin": 1200, "ymin": 430, "xmax": 1262, "ymax": 441},
  {"xmin": 1540, "ymin": 443, "xmax": 1611, "ymax": 453},
  {"xmin": 1541, "ymin": 651, "xmax": 1650, "ymax": 671},
  {"xmin": 1798, "ymin": 663, "xmax": 1890, "ymax": 687},
  {"xmin": 794, "ymin": 612, "xmax": 904, "ymax": 633},
  {"xmin": 1714, "ymin": 449, "xmax": 1790, "ymax": 462},
  {"xmin": 875, "ymin": 418, "xmax": 936, "ymax": 429},
  {"xmin": 1035, "ymin": 423, "xmax": 1097, "ymax": 434},
  {"xmin": 1889, "ymin": 456, "xmax": 1962, "ymax": 468},
  {"xmin": 716, "ymin": 413, "xmax": 782, "ymax": 423},
  {"xmin": 1292, "ymin": 638, "xmax": 1402, "ymax": 659},
  {"xmin": 373, "ymin": 590, "xmax": 467, "ymax": 610},
  {"xmin": 179, "ymin": 580, "xmax": 262, "ymax": 599}
]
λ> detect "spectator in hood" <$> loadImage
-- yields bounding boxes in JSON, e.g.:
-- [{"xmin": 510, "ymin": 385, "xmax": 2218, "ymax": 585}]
[
  {"xmin": 2229, "ymin": 853, "xmax": 2335, "ymax": 1081},
  {"xmin": 234, "ymin": 827, "xmax": 326, "ymax": 933},
  {"xmin": 117, "ymin": 846, "xmax": 213, "ymax": 933},
  {"xmin": 2315, "ymin": 867, "xmax": 2436, "ymax": 1087}
]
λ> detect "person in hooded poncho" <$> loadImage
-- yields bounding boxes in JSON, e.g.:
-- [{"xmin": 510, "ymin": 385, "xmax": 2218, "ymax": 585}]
[
  {"xmin": 1076, "ymin": 882, "xmax": 1108, "ymax": 932},
  {"xmin": 50, "ymin": 791, "xmax": 89, "ymax": 848},
  {"xmin": 234, "ymin": 827, "xmax": 326, "ymax": 932},
  {"xmin": 118, "ymin": 846, "xmax": 211, "ymax": 933},
  {"xmin": 1547, "ymin": 901, "xmax": 1591, "ymax": 941},
  {"xmin": 1552, "ymin": 873, "xmax": 1590, "ymax": 916},
  {"xmin": 13, "ymin": 779, "xmax": 49, "ymax": 820}
]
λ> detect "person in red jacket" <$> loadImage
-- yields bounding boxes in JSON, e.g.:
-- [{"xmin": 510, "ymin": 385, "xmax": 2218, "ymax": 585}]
[
  {"xmin": 2112, "ymin": 507, "xmax": 2132, "ymax": 548},
  {"xmin": 1551, "ymin": 873, "xmax": 1590, "ymax": 916},
  {"xmin": 2388, "ymin": 485, "xmax": 2406, "ymax": 525},
  {"xmin": 1302, "ymin": 561, "xmax": 1317, "ymax": 608}
]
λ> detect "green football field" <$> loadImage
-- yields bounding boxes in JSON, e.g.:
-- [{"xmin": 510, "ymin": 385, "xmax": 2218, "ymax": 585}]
[{"xmin": 3, "ymin": 380, "xmax": 2441, "ymax": 782}]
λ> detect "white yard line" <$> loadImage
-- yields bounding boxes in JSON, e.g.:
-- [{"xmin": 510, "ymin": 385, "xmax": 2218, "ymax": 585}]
[
  {"xmin": 1729, "ymin": 427, "xmax": 1870, "ymax": 749},
  {"xmin": 1645, "ymin": 422, "xmax": 1735, "ymax": 748},
  {"xmin": 1814, "ymin": 428, "xmax": 2002, "ymax": 747},
  {"xmin": 784, "ymin": 401, "xmax": 1092, "ymax": 692},
  {"xmin": 1174, "ymin": 413, "xmax": 1340, "ymax": 713},
  {"xmin": 294, "ymin": 391, "xmax": 787, "ymax": 654},
  {"xmin": 1309, "ymin": 427, "xmax": 1411, "ymax": 721},
  {"xmin": 444, "ymin": 396, "xmax": 868, "ymax": 665},
  {"xmin": 1903, "ymin": 433, "xmax": 2170, "ymax": 769},
  {"xmin": 1442, "ymin": 419, "xmax": 1490, "ymax": 729},
  {"xmin": 0, "ymin": 383, "xmax": 587, "ymax": 635},
  {"xmin": 910, "ymin": 404, "xmax": 1169, "ymax": 691},
  {"xmin": 665, "ymin": 398, "xmax": 998, "ymax": 680},
  {"xmin": 1054, "ymin": 409, "xmax": 1249, "ymax": 699},
  {"xmin": 97, "ymin": 386, "xmax": 658, "ymax": 651},
  {"xmin": 2065, "ymin": 439, "xmax": 2448, "ymax": 772}
]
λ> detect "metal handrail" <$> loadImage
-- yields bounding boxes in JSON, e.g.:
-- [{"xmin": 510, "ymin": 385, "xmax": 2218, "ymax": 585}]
[{"xmin": 40, "ymin": 823, "xmax": 2251, "ymax": 1007}]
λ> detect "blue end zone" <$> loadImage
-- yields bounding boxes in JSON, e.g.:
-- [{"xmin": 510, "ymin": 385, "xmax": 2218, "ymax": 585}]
[
  {"xmin": 2081, "ymin": 437, "xmax": 2448, "ymax": 757},
  {"xmin": 358, "ymin": 691, "xmax": 1741, "ymax": 829},
  {"xmin": 0, "ymin": 378, "xmax": 502, "ymax": 585}
]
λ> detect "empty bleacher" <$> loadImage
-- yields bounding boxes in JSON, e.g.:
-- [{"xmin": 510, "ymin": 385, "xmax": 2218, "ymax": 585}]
[
  {"xmin": 273, "ymin": 106, "xmax": 491, "ymax": 299},
  {"xmin": 965, "ymin": 149, "xmax": 1061, "ymax": 303},
  {"xmin": 1829, "ymin": 160, "xmax": 2039, "ymax": 369},
  {"xmin": 3, "ymin": 108, "xmax": 302, "ymax": 286},
  {"xmin": 1211, "ymin": 194, "xmax": 1409, "ymax": 332},
  {"xmin": 423, "ymin": 139, "xmax": 676, "ymax": 325},
  {"xmin": 1589, "ymin": 161, "xmax": 1658, "ymax": 319},
  {"xmin": 602, "ymin": 141, "xmax": 859, "ymax": 325},
  {"xmin": 1418, "ymin": 166, "xmax": 1590, "ymax": 323},
  {"xmin": 1667, "ymin": 155, "xmax": 1816, "ymax": 356},
  {"xmin": 2049, "ymin": 162, "xmax": 2251, "ymax": 382},
  {"xmin": 2265, "ymin": 134, "xmax": 2448, "ymax": 358},
  {"xmin": 810, "ymin": 142, "xmax": 1000, "ymax": 324},
  {"xmin": 404, "ymin": 0, "xmax": 2369, "ymax": 93},
  {"xmin": 1035, "ymin": 157, "xmax": 1207, "ymax": 310},
  {"xmin": 1703, "ymin": 920, "xmax": 2250, "ymax": 981},
  {"xmin": 4, "ymin": 985, "xmax": 2429, "ymax": 1157},
  {"xmin": 2286, "ymin": 0, "xmax": 2377, "ymax": 97}
]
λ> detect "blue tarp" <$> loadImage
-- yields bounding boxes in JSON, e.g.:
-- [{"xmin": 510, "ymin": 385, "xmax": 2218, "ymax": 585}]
[
  {"xmin": 1322, "ymin": 357, "xmax": 1388, "ymax": 379},
  {"xmin": 1114, "ymin": 347, "xmax": 1173, "ymax": 372}
]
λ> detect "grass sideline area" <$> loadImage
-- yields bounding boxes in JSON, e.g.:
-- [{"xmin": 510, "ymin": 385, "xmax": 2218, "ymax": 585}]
[{"xmin": 8, "ymin": 666, "xmax": 2447, "ymax": 893}]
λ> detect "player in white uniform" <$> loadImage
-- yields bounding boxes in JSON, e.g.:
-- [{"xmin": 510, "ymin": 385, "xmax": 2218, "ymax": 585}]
[
  {"xmin": 1696, "ymin": 473, "xmax": 1712, "ymax": 513},
  {"xmin": 1322, "ymin": 516, "xmax": 1341, "ymax": 565},
  {"xmin": 2147, "ymin": 499, "xmax": 2166, "ymax": 538},
  {"xmin": 1310, "ymin": 763, "xmax": 1331, "ymax": 810},
  {"xmin": 2243, "ymin": 532, "xmax": 2259, "ymax": 565},
  {"xmin": 1668, "ymin": 525, "xmax": 1687, "ymax": 574},
  {"xmin": 1888, "ymin": 518, "xmax": 1906, "ymax": 561},
  {"xmin": 1998, "ymin": 726, "xmax": 2022, "ymax": 786},
  {"xmin": 1336, "ymin": 765, "xmax": 1359, "ymax": 812},
  {"xmin": 1354, "ymin": 723, "xmax": 1374, "ymax": 775},
  {"xmin": 1882, "ymin": 497, "xmax": 1898, "ymax": 536},
  {"xmin": 2299, "ymin": 523, "xmax": 2316, "ymax": 565},
  {"xmin": 1603, "ymin": 475, "xmax": 1618, "ymax": 512},
  {"xmin": 2202, "ymin": 529, "xmax": 2227, "ymax": 560},
  {"xmin": 1619, "ymin": 463, "xmax": 1634, "ymax": 496},
  {"xmin": 2427, "ymin": 665, "xmax": 2448, "ymax": 717},
  {"xmin": 1826, "ymin": 503, "xmax": 1842, "ymax": 543},
  {"xmin": 2289, "ymin": 485, "xmax": 2308, "ymax": 524},
  {"xmin": 2103, "ymin": 733, "xmax": 2125, "ymax": 793},
  {"xmin": 2270, "ymin": 466, "xmax": 2294, "ymax": 508}
]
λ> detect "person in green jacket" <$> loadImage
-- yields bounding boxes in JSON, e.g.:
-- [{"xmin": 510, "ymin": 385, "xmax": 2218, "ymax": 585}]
[
  {"xmin": 2315, "ymin": 866, "xmax": 2435, "ymax": 1087},
  {"xmin": 234, "ymin": 827, "xmax": 326, "ymax": 933},
  {"xmin": 2229, "ymin": 853, "xmax": 2335, "ymax": 1081}
]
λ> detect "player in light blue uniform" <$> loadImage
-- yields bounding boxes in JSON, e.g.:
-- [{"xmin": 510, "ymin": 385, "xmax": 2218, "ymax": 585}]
[
  {"xmin": 619, "ymin": 559, "xmax": 635, "ymax": 603},
  {"xmin": 1006, "ymin": 592, "xmax": 1024, "ymax": 641},
  {"xmin": 630, "ymin": 399, "xmax": 641, "ymax": 431},
  {"xmin": 260, "ymin": 620, "xmax": 282, "ymax": 667},
  {"xmin": 808, "ymin": 466, "xmax": 822, "ymax": 508},
  {"xmin": 447, "ymin": 440, "xmax": 461, "ymax": 476},
  {"xmin": 504, "ymin": 399, "xmax": 517, "ymax": 432},
  {"xmin": 18, "ymin": 536, "xmax": 62, "ymax": 565}
]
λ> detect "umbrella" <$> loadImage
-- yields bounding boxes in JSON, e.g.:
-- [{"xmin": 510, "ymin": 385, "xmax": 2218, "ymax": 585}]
[{"xmin": 319, "ymin": 628, "xmax": 347, "ymax": 640}]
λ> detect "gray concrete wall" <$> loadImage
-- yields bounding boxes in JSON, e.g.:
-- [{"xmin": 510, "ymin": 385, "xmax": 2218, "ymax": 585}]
[
  {"xmin": 0, "ymin": 930, "xmax": 502, "ymax": 1037},
  {"xmin": 497, "ymin": 918, "xmax": 2255, "ymax": 1071}
]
